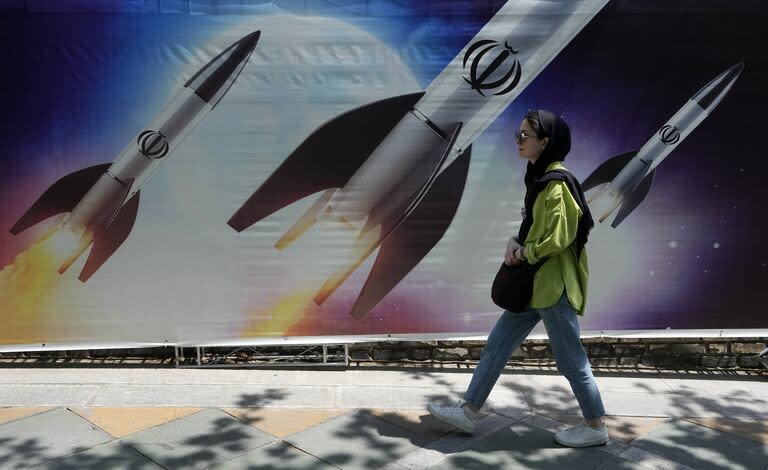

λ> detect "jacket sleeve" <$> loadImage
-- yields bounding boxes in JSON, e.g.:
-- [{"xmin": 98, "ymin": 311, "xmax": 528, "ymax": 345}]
[{"xmin": 524, "ymin": 181, "xmax": 581, "ymax": 265}]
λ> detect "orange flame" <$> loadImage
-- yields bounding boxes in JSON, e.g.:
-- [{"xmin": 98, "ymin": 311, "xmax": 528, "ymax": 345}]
[
  {"xmin": 241, "ymin": 287, "xmax": 319, "ymax": 337},
  {"xmin": 0, "ymin": 237, "xmax": 66, "ymax": 344},
  {"xmin": 0, "ymin": 224, "xmax": 88, "ymax": 345},
  {"xmin": 242, "ymin": 214, "xmax": 384, "ymax": 336}
]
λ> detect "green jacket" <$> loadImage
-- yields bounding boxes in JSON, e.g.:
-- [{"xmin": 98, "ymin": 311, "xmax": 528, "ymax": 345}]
[{"xmin": 523, "ymin": 161, "xmax": 589, "ymax": 315}]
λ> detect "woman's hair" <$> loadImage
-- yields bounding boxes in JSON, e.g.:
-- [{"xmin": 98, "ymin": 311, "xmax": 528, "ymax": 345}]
[
  {"xmin": 523, "ymin": 109, "xmax": 572, "ymax": 188},
  {"xmin": 523, "ymin": 110, "xmax": 545, "ymax": 138}
]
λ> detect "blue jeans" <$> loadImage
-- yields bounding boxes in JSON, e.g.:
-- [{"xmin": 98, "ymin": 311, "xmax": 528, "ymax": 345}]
[{"xmin": 465, "ymin": 292, "xmax": 606, "ymax": 420}]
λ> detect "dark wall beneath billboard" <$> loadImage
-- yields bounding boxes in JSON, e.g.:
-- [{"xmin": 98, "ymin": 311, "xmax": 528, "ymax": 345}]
[{"xmin": 1, "ymin": 338, "xmax": 765, "ymax": 370}]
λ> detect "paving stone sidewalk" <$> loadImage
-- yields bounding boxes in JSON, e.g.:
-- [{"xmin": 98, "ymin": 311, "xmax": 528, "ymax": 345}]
[{"xmin": 0, "ymin": 369, "xmax": 766, "ymax": 469}]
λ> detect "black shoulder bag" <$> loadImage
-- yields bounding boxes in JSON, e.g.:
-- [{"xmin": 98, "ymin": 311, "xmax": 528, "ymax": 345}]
[{"xmin": 490, "ymin": 169, "xmax": 592, "ymax": 312}]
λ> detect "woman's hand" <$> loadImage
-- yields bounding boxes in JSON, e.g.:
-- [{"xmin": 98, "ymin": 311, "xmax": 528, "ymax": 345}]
[{"xmin": 505, "ymin": 237, "xmax": 524, "ymax": 266}]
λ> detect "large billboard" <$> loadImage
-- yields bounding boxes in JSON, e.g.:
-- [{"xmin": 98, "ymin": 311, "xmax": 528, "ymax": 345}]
[{"xmin": 1, "ymin": 1, "xmax": 765, "ymax": 350}]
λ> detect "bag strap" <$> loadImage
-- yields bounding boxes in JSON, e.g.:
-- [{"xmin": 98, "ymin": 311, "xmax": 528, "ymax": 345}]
[
  {"xmin": 537, "ymin": 169, "xmax": 594, "ymax": 258},
  {"xmin": 537, "ymin": 169, "xmax": 589, "ymax": 215},
  {"xmin": 519, "ymin": 168, "xmax": 594, "ymax": 261}
]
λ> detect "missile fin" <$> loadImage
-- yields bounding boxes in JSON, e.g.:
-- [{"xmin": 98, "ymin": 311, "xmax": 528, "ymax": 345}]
[
  {"xmin": 78, "ymin": 190, "xmax": 140, "ymax": 282},
  {"xmin": 227, "ymin": 92, "xmax": 425, "ymax": 232},
  {"xmin": 10, "ymin": 163, "xmax": 111, "ymax": 235},
  {"xmin": 275, "ymin": 188, "xmax": 335, "ymax": 250},
  {"xmin": 611, "ymin": 169, "xmax": 655, "ymax": 228},
  {"xmin": 581, "ymin": 151, "xmax": 637, "ymax": 192},
  {"xmin": 312, "ymin": 122, "xmax": 464, "ymax": 311},
  {"xmin": 349, "ymin": 143, "xmax": 472, "ymax": 319},
  {"xmin": 314, "ymin": 224, "xmax": 382, "ymax": 307},
  {"xmin": 360, "ymin": 121, "xmax": 463, "ymax": 238}
]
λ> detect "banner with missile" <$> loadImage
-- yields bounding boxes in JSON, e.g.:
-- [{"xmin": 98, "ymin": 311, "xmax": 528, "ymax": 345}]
[{"xmin": 1, "ymin": 1, "xmax": 765, "ymax": 351}]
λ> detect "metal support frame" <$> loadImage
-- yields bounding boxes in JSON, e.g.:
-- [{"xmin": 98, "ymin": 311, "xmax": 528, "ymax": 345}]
[
  {"xmin": 757, "ymin": 347, "xmax": 768, "ymax": 369},
  {"xmin": 173, "ymin": 346, "xmax": 183, "ymax": 367},
  {"xmin": 174, "ymin": 343, "xmax": 350, "ymax": 368}
]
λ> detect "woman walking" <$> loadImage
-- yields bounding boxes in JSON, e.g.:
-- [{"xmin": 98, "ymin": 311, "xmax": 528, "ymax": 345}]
[{"xmin": 428, "ymin": 109, "xmax": 609, "ymax": 448}]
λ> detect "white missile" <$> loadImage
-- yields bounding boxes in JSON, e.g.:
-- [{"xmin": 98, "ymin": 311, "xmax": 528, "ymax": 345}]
[
  {"xmin": 583, "ymin": 62, "xmax": 744, "ymax": 228},
  {"xmin": 11, "ymin": 31, "xmax": 260, "ymax": 281},
  {"xmin": 228, "ymin": 0, "xmax": 608, "ymax": 319}
]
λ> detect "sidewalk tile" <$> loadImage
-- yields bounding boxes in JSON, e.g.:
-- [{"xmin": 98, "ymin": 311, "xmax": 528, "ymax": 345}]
[
  {"xmin": 223, "ymin": 408, "xmax": 349, "ymax": 438},
  {"xmin": 617, "ymin": 446, "xmax": 697, "ymax": 470},
  {"xmin": 284, "ymin": 410, "xmax": 434, "ymax": 470},
  {"xmin": 369, "ymin": 409, "xmax": 455, "ymax": 438},
  {"xmin": 383, "ymin": 413, "xmax": 516, "ymax": 470},
  {"xmin": 631, "ymin": 418, "xmax": 768, "ymax": 470},
  {"xmin": 0, "ymin": 408, "xmax": 112, "ymax": 468},
  {"xmin": 71, "ymin": 407, "xmax": 202, "ymax": 438},
  {"xmin": 427, "ymin": 420, "xmax": 626, "ymax": 469},
  {"xmin": 542, "ymin": 413, "xmax": 670, "ymax": 443},
  {"xmin": 594, "ymin": 457, "xmax": 648, "ymax": 469},
  {"xmin": 120, "ymin": 408, "xmax": 275, "ymax": 469},
  {"xmin": 0, "ymin": 406, "xmax": 53, "ymax": 425},
  {"xmin": 684, "ymin": 417, "xmax": 768, "ymax": 444},
  {"xmin": 220, "ymin": 441, "xmax": 337, "ymax": 469},
  {"xmin": 41, "ymin": 441, "xmax": 162, "ymax": 469}
]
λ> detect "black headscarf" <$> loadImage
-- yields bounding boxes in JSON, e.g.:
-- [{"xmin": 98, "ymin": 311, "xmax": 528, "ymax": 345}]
[
  {"xmin": 523, "ymin": 109, "xmax": 572, "ymax": 189},
  {"xmin": 518, "ymin": 110, "xmax": 594, "ymax": 258}
]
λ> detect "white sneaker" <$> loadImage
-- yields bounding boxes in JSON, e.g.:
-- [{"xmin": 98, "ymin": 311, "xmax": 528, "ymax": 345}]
[
  {"xmin": 554, "ymin": 422, "xmax": 609, "ymax": 447},
  {"xmin": 427, "ymin": 400, "xmax": 481, "ymax": 434}
]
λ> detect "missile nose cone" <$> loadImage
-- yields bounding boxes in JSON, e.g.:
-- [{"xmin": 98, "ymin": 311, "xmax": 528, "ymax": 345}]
[
  {"xmin": 730, "ymin": 61, "xmax": 745, "ymax": 80},
  {"xmin": 239, "ymin": 30, "xmax": 261, "ymax": 52},
  {"xmin": 719, "ymin": 61, "xmax": 745, "ymax": 86},
  {"xmin": 692, "ymin": 61, "xmax": 745, "ymax": 111},
  {"xmin": 185, "ymin": 29, "xmax": 261, "ymax": 107}
]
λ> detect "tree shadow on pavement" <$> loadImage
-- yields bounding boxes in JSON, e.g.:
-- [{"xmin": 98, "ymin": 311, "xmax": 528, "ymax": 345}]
[
  {"xmin": 492, "ymin": 378, "xmax": 768, "ymax": 470},
  {"xmin": 385, "ymin": 367, "xmax": 768, "ymax": 469},
  {"xmin": 2, "ymin": 369, "xmax": 766, "ymax": 469},
  {"xmin": 0, "ymin": 389, "xmax": 298, "ymax": 469}
]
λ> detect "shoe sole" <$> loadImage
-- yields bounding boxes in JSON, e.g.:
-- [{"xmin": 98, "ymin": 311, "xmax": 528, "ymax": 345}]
[
  {"xmin": 426, "ymin": 404, "xmax": 475, "ymax": 435},
  {"xmin": 553, "ymin": 436, "xmax": 609, "ymax": 448}
]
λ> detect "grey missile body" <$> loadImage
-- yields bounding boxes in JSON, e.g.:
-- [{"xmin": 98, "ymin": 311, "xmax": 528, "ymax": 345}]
[
  {"xmin": 582, "ymin": 62, "xmax": 744, "ymax": 228},
  {"xmin": 10, "ymin": 31, "xmax": 260, "ymax": 281},
  {"xmin": 228, "ymin": 0, "xmax": 609, "ymax": 319}
]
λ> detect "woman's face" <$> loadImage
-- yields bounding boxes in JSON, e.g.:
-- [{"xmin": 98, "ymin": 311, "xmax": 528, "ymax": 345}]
[{"xmin": 516, "ymin": 118, "xmax": 548, "ymax": 162}]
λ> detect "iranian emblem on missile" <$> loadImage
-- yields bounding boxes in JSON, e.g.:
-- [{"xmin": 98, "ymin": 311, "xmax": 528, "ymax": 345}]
[
  {"xmin": 229, "ymin": 0, "xmax": 610, "ymax": 319},
  {"xmin": 658, "ymin": 125, "xmax": 681, "ymax": 145},
  {"xmin": 462, "ymin": 39, "xmax": 522, "ymax": 97},
  {"xmin": 137, "ymin": 130, "xmax": 170, "ymax": 159},
  {"xmin": 10, "ymin": 31, "xmax": 261, "ymax": 281}
]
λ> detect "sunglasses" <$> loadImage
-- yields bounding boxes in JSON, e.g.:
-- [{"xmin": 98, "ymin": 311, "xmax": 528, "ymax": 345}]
[{"xmin": 514, "ymin": 130, "xmax": 539, "ymax": 145}]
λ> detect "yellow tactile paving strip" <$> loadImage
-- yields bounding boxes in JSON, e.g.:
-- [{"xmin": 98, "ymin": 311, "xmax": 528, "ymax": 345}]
[
  {"xmin": 0, "ymin": 407, "xmax": 53, "ymax": 425},
  {"xmin": 70, "ymin": 407, "xmax": 202, "ymax": 438},
  {"xmin": 542, "ymin": 413, "xmax": 671, "ymax": 443},
  {"xmin": 223, "ymin": 408, "xmax": 350, "ymax": 438},
  {"xmin": 684, "ymin": 418, "xmax": 768, "ymax": 444}
]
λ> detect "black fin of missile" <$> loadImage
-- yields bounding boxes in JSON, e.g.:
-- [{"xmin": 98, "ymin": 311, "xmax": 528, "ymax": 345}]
[
  {"xmin": 350, "ymin": 141, "xmax": 471, "ymax": 319},
  {"xmin": 581, "ymin": 151, "xmax": 637, "ymax": 192},
  {"xmin": 227, "ymin": 92, "xmax": 425, "ymax": 232},
  {"xmin": 79, "ymin": 190, "xmax": 141, "ymax": 282},
  {"xmin": 612, "ymin": 169, "xmax": 655, "ymax": 228},
  {"xmin": 10, "ymin": 164, "xmax": 111, "ymax": 235}
]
